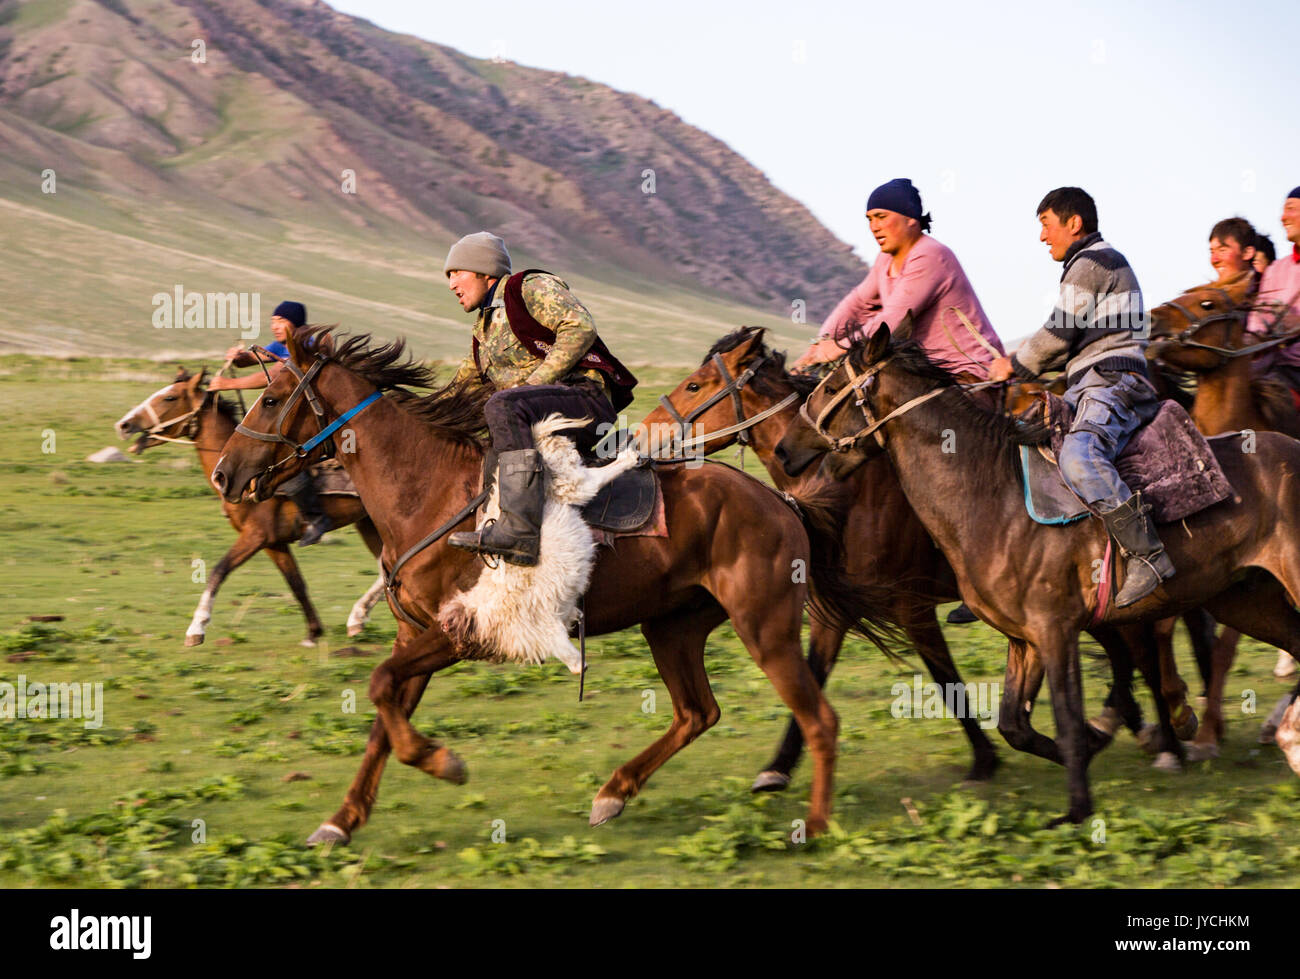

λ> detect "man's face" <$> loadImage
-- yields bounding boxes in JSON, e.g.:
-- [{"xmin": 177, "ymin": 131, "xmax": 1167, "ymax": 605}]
[
  {"xmin": 270, "ymin": 316, "xmax": 291, "ymax": 342},
  {"xmin": 1253, "ymin": 250, "xmax": 1272, "ymax": 275},
  {"xmin": 1209, "ymin": 236, "xmax": 1254, "ymax": 279},
  {"xmin": 448, "ymin": 270, "xmax": 494, "ymax": 311},
  {"xmin": 1039, "ymin": 208, "xmax": 1084, "ymax": 262},
  {"xmin": 866, "ymin": 208, "xmax": 915, "ymax": 255},
  {"xmin": 1282, "ymin": 198, "xmax": 1300, "ymax": 246}
]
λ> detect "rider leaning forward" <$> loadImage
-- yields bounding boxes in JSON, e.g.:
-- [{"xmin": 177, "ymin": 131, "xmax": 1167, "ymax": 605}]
[
  {"xmin": 209, "ymin": 301, "xmax": 333, "ymax": 547},
  {"xmin": 442, "ymin": 232, "xmax": 637, "ymax": 567},
  {"xmin": 989, "ymin": 186, "xmax": 1170, "ymax": 608}
]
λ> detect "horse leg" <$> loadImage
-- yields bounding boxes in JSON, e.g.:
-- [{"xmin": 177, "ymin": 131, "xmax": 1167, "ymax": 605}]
[
  {"xmin": 1039, "ymin": 631, "xmax": 1094, "ymax": 826},
  {"xmin": 997, "ymin": 638, "xmax": 1062, "ymax": 764},
  {"xmin": 262, "ymin": 543, "xmax": 325, "ymax": 646},
  {"xmin": 308, "ymin": 671, "xmax": 431, "ymax": 844},
  {"xmin": 751, "ymin": 619, "xmax": 845, "ymax": 792},
  {"xmin": 726, "ymin": 582, "xmax": 839, "ymax": 836},
  {"xmin": 1182, "ymin": 607, "xmax": 1217, "ymax": 695},
  {"xmin": 1090, "ymin": 624, "xmax": 1143, "ymax": 738},
  {"xmin": 1155, "ymin": 616, "xmax": 1200, "ymax": 742},
  {"xmin": 348, "ymin": 561, "xmax": 387, "ymax": 638},
  {"xmin": 590, "ymin": 607, "xmax": 726, "ymax": 827},
  {"xmin": 1126, "ymin": 621, "xmax": 1187, "ymax": 772},
  {"xmin": 1199, "ymin": 579, "xmax": 1300, "ymax": 759},
  {"xmin": 908, "ymin": 606, "xmax": 1000, "ymax": 781},
  {"xmin": 183, "ymin": 528, "xmax": 268, "ymax": 646},
  {"xmin": 368, "ymin": 626, "xmax": 467, "ymax": 781}
]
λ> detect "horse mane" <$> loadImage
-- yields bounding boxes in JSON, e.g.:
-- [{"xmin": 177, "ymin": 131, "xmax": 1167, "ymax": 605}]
[
  {"xmin": 850, "ymin": 337, "xmax": 1049, "ymax": 483},
  {"xmin": 299, "ymin": 325, "xmax": 489, "ymax": 447},
  {"xmin": 1253, "ymin": 375, "xmax": 1299, "ymax": 432},
  {"xmin": 705, "ymin": 327, "xmax": 819, "ymax": 399}
]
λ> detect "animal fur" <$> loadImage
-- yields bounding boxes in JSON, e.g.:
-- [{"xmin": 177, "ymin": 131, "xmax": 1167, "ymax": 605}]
[{"xmin": 438, "ymin": 415, "xmax": 640, "ymax": 672}]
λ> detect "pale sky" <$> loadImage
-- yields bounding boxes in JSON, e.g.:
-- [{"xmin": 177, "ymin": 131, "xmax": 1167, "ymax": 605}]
[{"xmin": 331, "ymin": 0, "xmax": 1300, "ymax": 342}]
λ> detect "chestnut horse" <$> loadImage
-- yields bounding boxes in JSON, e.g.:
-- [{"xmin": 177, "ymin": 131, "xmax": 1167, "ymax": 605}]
[
  {"xmin": 211, "ymin": 329, "xmax": 896, "ymax": 841},
  {"xmin": 644, "ymin": 327, "xmax": 1192, "ymax": 787},
  {"xmin": 1148, "ymin": 272, "xmax": 1300, "ymax": 751},
  {"xmin": 776, "ymin": 323, "xmax": 1300, "ymax": 823},
  {"xmin": 116, "ymin": 367, "xmax": 387, "ymax": 646}
]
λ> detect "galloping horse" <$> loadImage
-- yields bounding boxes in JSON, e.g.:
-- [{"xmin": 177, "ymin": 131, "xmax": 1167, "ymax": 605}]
[
  {"xmin": 1148, "ymin": 272, "xmax": 1300, "ymax": 750},
  {"xmin": 116, "ymin": 367, "xmax": 387, "ymax": 646},
  {"xmin": 645, "ymin": 327, "xmax": 1192, "ymax": 788},
  {"xmin": 776, "ymin": 321, "xmax": 1300, "ymax": 823},
  {"xmin": 210, "ymin": 328, "xmax": 897, "ymax": 841}
]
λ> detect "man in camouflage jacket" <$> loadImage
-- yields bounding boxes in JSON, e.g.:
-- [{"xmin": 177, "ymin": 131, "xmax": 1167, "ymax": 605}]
[{"xmin": 443, "ymin": 232, "xmax": 637, "ymax": 567}]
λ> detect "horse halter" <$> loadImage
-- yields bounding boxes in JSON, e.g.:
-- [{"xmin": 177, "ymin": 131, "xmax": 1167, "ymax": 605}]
[
  {"xmin": 800, "ymin": 354, "xmax": 955, "ymax": 452},
  {"xmin": 136, "ymin": 394, "xmax": 204, "ymax": 446},
  {"xmin": 232, "ymin": 347, "xmax": 382, "ymax": 485},
  {"xmin": 1153, "ymin": 289, "xmax": 1251, "ymax": 361},
  {"xmin": 656, "ymin": 350, "xmax": 798, "ymax": 454}
]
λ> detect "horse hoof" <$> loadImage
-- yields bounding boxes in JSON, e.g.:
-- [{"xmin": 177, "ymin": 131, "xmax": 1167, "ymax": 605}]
[
  {"xmin": 184, "ymin": 634, "xmax": 204, "ymax": 647},
  {"xmin": 347, "ymin": 625, "xmax": 362, "ymax": 637},
  {"xmin": 589, "ymin": 795, "xmax": 626, "ymax": 827},
  {"xmin": 1152, "ymin": 751, "xmax": 1182, "ymax": 772},
  {"xmin": 433, "ymin": 748, "xmax": 468, "ymax": 785},
  {"xmin": 306, "ymin": 823, "xmax": 350, "ymax": 846},
  {"xmin": 750, "ymin": 770, "xmax": 792, "ymax": 793},
  {"xmin": 1088, "ymin": 707, "xmax": 1123, "ymax": 738},
  {"xmin": 300, "ymin": 639, "xmax": 317, "ymax": 648},
  {"xmin": 1172, "ymin": 707, "xmax": 1199, "ymax": 741},
  {"xmin": 1258, "ymin": 723, "xmax": 1277, "ymax": 745},
  {"xmin": 1274, "ymin": 649, "xmax": 1298, "ymax": 679},
  {"xmin": 1135, "ymin": 723, "xmax": 1162, "ymax": 755},
  {"xmin": 1183, "ymin": 741, "xmax": 1220, "ymax": 762}
]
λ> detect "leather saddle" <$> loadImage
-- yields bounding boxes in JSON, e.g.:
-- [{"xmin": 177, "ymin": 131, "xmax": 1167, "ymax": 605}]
[
  {"xmin": 479, "ymin": 450, "xmax": 659, "ymax": 533},
  {"xmin": 1018, "ymin": 394, "xmax": 1234, "ymax": 526}
]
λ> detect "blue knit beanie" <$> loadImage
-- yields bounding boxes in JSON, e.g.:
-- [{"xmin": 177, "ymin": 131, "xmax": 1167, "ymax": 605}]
[
  {"xmin": 1289, "ymin": 186, "xmax": 1300, "ymax": 200},
  {"xmin": 273, "ymin": 301, "xmax": 307, "ymax": 328},
  {"xmin": 866, "ymin": 178, "xmax": 932, "ymax": 231}
]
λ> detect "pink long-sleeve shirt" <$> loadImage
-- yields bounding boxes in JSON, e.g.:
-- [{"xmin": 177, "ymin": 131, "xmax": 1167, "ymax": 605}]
[
  {"xmin": 818, "ymin": 234, "xmax": 1005, "ymax": 376},
  {"xmin": 1246, "ymin": 244, "xmax": 1300, "ymax": 371}
]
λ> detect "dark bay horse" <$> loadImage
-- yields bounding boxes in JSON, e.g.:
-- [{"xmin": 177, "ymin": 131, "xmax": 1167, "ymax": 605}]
[
  {"xmin": 776, "ymin": 322, "xmax": 1300, "ymax": 823},
  {"xmin": 1148, "ymin": 273, "xmax": 1300, "ymax": 750},
  {"xmin": 644, "ymin": 327, "xmax": 1189, "ymax": 788},
  {"xmin": 116, "ymin": 367, "xmax": 387, "ymax": 646},
  {"xmin": 210, "ymin": 329, "xmax": 897, "ymax": 841}
]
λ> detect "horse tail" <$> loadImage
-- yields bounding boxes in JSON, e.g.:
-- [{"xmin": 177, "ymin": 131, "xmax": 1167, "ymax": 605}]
[{"xmin": 795, "ymin": 483, "xmax": 907, "ymax": 660}]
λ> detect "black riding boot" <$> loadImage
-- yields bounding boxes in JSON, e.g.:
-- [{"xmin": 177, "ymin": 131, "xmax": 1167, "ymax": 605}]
[
  {"xmin": 946, "ymin": 603, "xmax": 978, "ymax": 625},
  {"xmin": 1100, "ymin": 492, "xmax": 1175, "ymax": 607},
  {"xmin": 448, "ymin": 449, "xmax": 543, "ymax": 567},
  {"xmin": 293, "ymin": 480, "xmax": 332, "ymax": 547}
]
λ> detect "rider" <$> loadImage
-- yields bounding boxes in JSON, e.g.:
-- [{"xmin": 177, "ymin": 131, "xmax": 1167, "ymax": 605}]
[
  {"xmin": 1253, "ymin": 232, "xmax": 1276, "ymax": 276},
  {"xmin": 208, "ymin": 301, "xmax": 333, "ymax": 547},
  {"xmin": 793, "ymin": 178, "xmax": 1004, "ymax": 625},
  {"xmin": 1207, "ymin": 216, "xmax": 1259, "ymax": 285},
  {"xmin": 442, "ymin": 232, "xmax": 637, "ymax": 567},
  {"xmin": 1246, "ymin": 187, "xmax": 1300, "ymax": 390},
  {"xmin": 793, "ymin": 178, "xmax": 1005, "ymax": 376},
  {"xmin": 988, "ymin": 187, "xmax": 1168, "ymax": 608}
]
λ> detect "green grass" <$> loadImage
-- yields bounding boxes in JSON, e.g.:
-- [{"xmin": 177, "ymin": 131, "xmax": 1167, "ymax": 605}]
[{"xmin": 1, "ymin": 357, "xmax": 1297, "ymax": 888}]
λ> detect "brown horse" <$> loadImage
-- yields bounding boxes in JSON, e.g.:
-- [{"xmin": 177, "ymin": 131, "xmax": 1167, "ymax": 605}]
[
  {"xmin": 209, "ymin": 329, "xmax": 893, "ymax": 841},
  {"xmin": 1148, "ymin": 272, "xmax": 1300, "ymax": 751},
  {"xmin": 776, "ymin": 322, "xmax": 1300, "ymax": 823},
  {"xmin": 643, "ymin": 327, "xmax": 1191, "ymax": 787},
  {"xmin": 115, "ymin": 367, "xmax": 387, "ymax": 646}
]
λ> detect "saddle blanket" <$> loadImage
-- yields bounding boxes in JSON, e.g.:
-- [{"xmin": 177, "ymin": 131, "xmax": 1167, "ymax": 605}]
[{"xmin": 1021, "ymin": 397, "xmax": 1234, "ymax": 526}]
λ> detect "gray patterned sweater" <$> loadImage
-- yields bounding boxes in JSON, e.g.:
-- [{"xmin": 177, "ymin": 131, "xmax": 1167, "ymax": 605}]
[{"xmin": 1011, "ymin": 232, "xmax": 1148, "ymax": 385}]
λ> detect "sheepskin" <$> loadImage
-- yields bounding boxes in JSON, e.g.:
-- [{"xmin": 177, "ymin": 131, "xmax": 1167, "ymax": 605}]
[
  {"xmin": 438, "ymin": 415, "xmax": 640, "ymax": 673},
  {"xmin": 1278, "ymin": 696, "xmax": 1300, "ymax": 777}
]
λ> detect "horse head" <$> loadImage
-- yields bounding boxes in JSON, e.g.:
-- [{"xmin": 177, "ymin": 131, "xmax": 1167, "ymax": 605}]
[
  {"xmin": 115, "ymin": 366, "xmax": 209, "ymax": 453},
  {"xmin": 1147, "ymin": 272, "xmax": 1257, "ymax": 373}
]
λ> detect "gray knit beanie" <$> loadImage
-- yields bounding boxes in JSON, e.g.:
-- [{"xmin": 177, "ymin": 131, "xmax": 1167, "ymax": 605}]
[{"xmin": 443, "ymin": 232, "xmax": 512, "ymax": 278}]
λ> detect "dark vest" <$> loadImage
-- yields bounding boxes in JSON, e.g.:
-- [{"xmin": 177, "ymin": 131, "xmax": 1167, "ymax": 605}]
[{"xmin": 471, "ymin": 269, "xmax": 638, "ymax": 411}]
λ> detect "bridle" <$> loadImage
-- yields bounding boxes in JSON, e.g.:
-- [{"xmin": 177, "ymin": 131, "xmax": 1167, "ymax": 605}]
[
  {"xmin": 799, "ymin": 354, "xmax": 993, "ymax": 452},
  {"xmin": 654, "ymin": 350, "xmax": 800, "ymax": 457},
  {"xmin": 1150, "ymin": 287, "xmax": 1300, "ymax": 364},
  {"xmin": 135, "ymin": 395, "xmax": 204, "ymax": 446},
  {"xmin": 232, "ymin": 347, "xmax": 382, "ymax": 491}
]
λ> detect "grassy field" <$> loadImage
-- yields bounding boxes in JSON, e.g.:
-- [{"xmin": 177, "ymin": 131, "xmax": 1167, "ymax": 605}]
[{"xmin": 1, "ymin": 355, "xmax": 1298, "ymax": 888}]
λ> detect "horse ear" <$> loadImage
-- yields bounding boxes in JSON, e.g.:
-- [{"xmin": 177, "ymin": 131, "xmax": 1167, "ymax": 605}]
[
  {"xmin": 864, "ymin": 325, "xmax": 891, "ymax": 365},
  {"xmin": 733, "ymin": 326, "xmax": 767, "ymax": 359},
  {"xmin": 174, "ymin": 365, "xmax": 190, "ymax": 382},
  {"xmin": 892, "ymin": 310, "xmax": 916, "ymax": 341},
  {"xmin": 190, "ymin": 367, "xmax": 208, "ymax": 389}
]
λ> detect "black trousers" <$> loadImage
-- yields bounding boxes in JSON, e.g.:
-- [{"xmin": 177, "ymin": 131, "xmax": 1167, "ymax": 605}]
[{"xmin": 484, "ymin": 382, "xmax": 617, "ymax": 455}]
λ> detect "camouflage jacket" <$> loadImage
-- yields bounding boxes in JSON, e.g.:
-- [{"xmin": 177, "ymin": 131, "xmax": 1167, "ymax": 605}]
[{"xmin": 451, "ymin": 272, "xmax": 610, "ymax": 400}]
